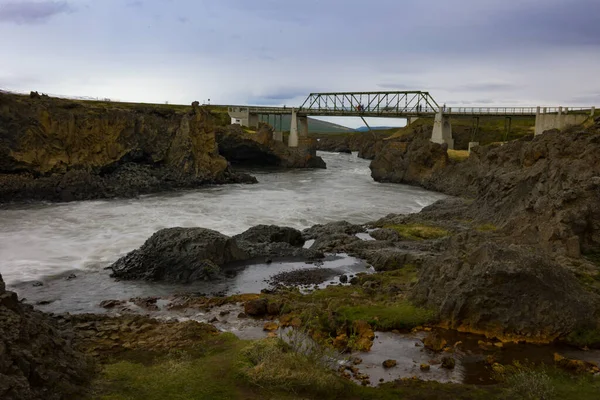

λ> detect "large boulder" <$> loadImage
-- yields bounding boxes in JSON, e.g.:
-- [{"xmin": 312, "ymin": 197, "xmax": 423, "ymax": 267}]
[
  {"xmin": 411, "ymin": 236, "xmax": 600, "ymax": 342},
  {"xmin": 234, "ymin": 225, "xmax": 304, "ymax": 247},
  {"xmin": 109, "ymin": 228, "xmax": 248, "ymax": 282},
  {"xmin": 234, "ymin": 225, "xmax": 322, "ymax": 260},
  {"xmin": 0, "ymin": 274, "xmax": 92, "ymax": 399}
]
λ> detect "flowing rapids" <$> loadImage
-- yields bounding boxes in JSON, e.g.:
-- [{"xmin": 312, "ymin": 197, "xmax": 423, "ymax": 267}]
[{"xmin": 0, "ymin": 151, "xmax": 445, "ymax": 290}]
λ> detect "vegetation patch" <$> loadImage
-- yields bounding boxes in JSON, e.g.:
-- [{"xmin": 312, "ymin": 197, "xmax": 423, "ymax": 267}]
[
  {"xmin": 336, "ymin": 303, "xmax": 436, "ymax": 331},
  {"xmin": 495, "ymin": 363, "xmax": 600, "ymax": 400},
  {"xmin": 384, "ymin": 224, "xmax": 450, "ymax": 241},
  {"xmin": 564, "ymin": 326, "xmax": 600, "ymax": 348},
  {"xmin": 238, "ymin": 338, "xmax": 345, "ymax": 397},
  {"xmin": 447, "ymin": 149, "xmax": 470, "ymax": 162}
]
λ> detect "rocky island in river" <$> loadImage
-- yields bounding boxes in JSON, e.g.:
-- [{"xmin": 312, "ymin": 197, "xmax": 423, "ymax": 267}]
[{"xmin": 1, "ymin": 93, "xmax": 600, "ymax": 399}]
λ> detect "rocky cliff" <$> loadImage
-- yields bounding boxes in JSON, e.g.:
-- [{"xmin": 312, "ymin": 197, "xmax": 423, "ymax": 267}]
[
  {"xmin": 216, "ymin": 123, "xmax": 326, "ymax": 168},
  {"xmin": 367, "ymin": 119, "xmax": 600, "ymax": 342},
  {"xmin": 0, "ymin": 92, "xmax": 255, "ymax": 202},
  {"xmin": 0, "ymin": 274, "xmax": 92, "ymax": 399}
]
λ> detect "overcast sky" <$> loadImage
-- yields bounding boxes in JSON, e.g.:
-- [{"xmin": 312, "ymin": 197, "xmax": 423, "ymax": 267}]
[{"xmin": 1, "ymin": 0, "xmax": 599, "ymax": 128}]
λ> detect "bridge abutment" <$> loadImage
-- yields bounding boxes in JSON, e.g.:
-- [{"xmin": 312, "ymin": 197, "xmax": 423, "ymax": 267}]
[
  {"xmin": 431, "ymin": 112, "xmax": 454, "ymax": 149},
  {"xmin": 534, "ymin": 107, "xmax": 590, "ymax": 136}
]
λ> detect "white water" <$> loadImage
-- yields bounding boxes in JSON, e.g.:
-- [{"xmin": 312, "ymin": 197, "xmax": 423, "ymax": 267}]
[{"xmin": 0, "ymin": 152, "xmax": 445, "ymax": 285}]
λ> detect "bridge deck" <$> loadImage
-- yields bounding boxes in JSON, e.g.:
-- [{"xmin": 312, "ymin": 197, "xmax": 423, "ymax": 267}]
[{"xmin": 227, "ymin": 105, "xmax": 592, "ymax": 118}]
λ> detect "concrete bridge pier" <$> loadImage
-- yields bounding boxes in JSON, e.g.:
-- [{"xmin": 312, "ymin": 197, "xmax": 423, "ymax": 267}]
[
  {"xmin": 431, "ymin": 111, "xmax": 454, "ymax": 149},
  {"xmin": 299, "ymin": 116, "xmax": 309, "ymax": 137},
  {"xmin": 289, "ymin": 108, "xmax": 299, "ymax": 147}
]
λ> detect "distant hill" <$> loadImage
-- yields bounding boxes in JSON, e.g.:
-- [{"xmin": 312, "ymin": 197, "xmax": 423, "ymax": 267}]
[
  {"xmin": 355, "ymin": 126, "xmax": 401, "ymax": 132},
  {"xmin": 258, "ymin": 115, "xmax": 353, "ymax": 134}
]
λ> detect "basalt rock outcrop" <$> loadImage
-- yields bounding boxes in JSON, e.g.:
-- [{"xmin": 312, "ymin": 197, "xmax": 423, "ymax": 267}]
[
  {"xmin": 0, "ymin": 274, "xmax": 92, "ymax": 400},
  {"xmin": 315, "ymin": 131, "xmax": 389, "ymax": 159},
  {"xmin": 367, "ymin": 122, "xmax": 600, "ymax": 342},
  {"xmin": 371, "ymin": 124, "xmax": 600, "ymax": 257},
  {"xmin": 0, "ymin": 92, "xmax": 255, "ymax": 203},
  {"xmin": 216, "ymin": 123, "xmax": 326, "ymax": 168},
  {"xmin": 411, "ymin": 231, "xmax": 600, "ymax": 343},
  {"xmin": 109, "ymin": 224, "xmax": 322, "ymax": 283}
]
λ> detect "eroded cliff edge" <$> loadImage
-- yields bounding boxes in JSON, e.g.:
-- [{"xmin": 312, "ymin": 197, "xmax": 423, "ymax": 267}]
[{"xmin": 0, "ymin": 92, "xmax": 257, "ymax": 202}]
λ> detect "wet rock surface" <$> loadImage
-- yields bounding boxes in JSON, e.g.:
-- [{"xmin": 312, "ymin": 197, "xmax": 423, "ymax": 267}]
[
  {"xmin": 0, "ymin": 273, "xmax": 92, "ymax": 400},
  {"xmin": 109, "ymin": 224, "xmax": 326, "ymax": 283},
  {"xmin": 109, "ymin": 227, "xmax": 248, "ymax": 282},
  {"xmin": 268, "ymin": 267, "xmax": 338, "ymax": 286}
]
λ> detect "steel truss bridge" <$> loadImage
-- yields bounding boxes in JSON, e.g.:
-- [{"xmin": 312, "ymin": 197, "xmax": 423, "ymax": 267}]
[{"xmin": 228, "ymin": 91, "xmax": 593, "ymax": 118}]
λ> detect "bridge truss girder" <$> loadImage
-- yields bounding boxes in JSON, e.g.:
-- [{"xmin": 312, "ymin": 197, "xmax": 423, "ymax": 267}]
[{"xmin": 298, "ymin": 91, "xmax": 440, "ymax": 115}]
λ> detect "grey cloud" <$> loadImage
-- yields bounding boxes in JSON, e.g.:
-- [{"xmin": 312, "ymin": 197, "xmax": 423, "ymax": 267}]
[
  {"xmin": 0, "ymin": 1, "xmax": 73, "ymax": 24},
  {"xmin": 377, "ymin": 83, "xmax": 422, "ymax": 91},
  {"xmin": 452, "ymin": 83, "xmax": 520, "ymax": 93},
  {"xmin": 569, "ymin": 93, "xmax": 600, "ymax": 105},
  {"xmin": 126, "ymin": 1, "xmax": 144, "ymax": 8}
]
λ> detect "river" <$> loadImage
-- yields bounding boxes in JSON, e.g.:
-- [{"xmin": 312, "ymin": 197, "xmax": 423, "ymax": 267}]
[{"xmin": 0, "ymin": 151, "xmax": 445, "ymax": 287}]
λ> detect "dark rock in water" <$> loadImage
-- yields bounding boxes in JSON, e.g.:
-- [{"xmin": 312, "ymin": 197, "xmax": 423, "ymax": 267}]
[
  {"xmin": 382, "ymin": 359, "xmax": 397, "ymax": 368},
  {"xmin": 237, "ymin": 312, "xmax": 248, "ymax": 319},
  {"xmin": 0, "ymin": 273, "xmax": 92, "ymax": 399},
  {"xmin": 66, "ymin": 273, "xmax": 77, "ymax": 280},
  {"xmin": 339, "ymin": 274, "xmax": 348, "ymax": 283},
  {"xmin": 99, "ymin": 299, "xmax": 125, "ymax": 309},
  {"xmin": 234, "ymin": 225, "xmax": 321, "ymax": 260},
  {"xmin": 109, "ymin": 227, "xmax": 247, "ymax": 283},
  {"xmin": 269, "ymin": 268, "xmax": 338, "ymax": 286},
  {"xmin": 32, "ymin": 281, "xmax": 43, "ymax": 287},
  {"xmin": 244, "ymin": 298, "xmax": 268, "ymax": 316},
  {"xmin": 235, "ymin": 225, "xmax": 304, "ymax": 247},
  {"xmin": 422, "ymin": 332, "xmax": 447, "ymax": 352},
  {"xmin": 441, "ymin": 356, "xmax": 455, "ymax": 369}
]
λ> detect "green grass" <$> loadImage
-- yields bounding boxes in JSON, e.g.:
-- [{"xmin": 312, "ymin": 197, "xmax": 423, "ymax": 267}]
[
  {"xmin": 94, "ymin": 333, "xmax": 252, "ymax": 400},
  {"xmin": 238, "ymin": 339, "xmax": 345, "ymax": 397},
  {"xmin": 496, "ymin": 363, "xmax": 600, "ymax": 400},
  {"xmin": 336, "ymin": 303, "xmax": 437, "ymax": 331},
  {"xmin": 384, "ymin": 224, "xmax": 450, "ymax": 241}
]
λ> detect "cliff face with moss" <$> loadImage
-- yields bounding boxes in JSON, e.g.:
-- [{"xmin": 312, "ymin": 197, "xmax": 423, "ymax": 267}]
[{"xmin": 0, "ymin": 93, "xmax": 255, "ymax": 202}]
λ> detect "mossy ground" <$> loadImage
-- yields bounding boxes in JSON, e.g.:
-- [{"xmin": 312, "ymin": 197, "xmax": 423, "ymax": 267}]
[
  {"xmin": 93, "ymin": 332, "xmax": 600, "ymax": 400},
  {"xmin": 384, "ymin": 224, "xmax": 450, "ymax": 240}
]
